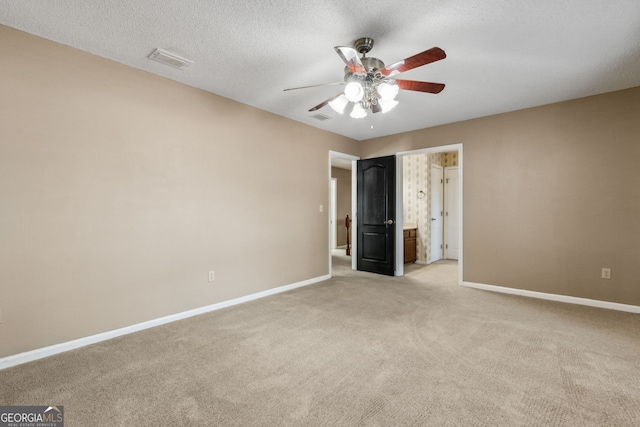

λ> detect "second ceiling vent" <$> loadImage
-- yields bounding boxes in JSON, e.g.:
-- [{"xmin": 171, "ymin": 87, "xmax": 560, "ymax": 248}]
[{"xmin": 148, "ymin": 48, "xmax": 193, "ymax": 70}]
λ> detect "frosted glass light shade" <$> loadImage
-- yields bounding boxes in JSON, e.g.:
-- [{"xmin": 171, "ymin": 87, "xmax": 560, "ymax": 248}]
[
  {"xmin": 328, "ymin": 95, "xmax": 348, "ymax": 114},
  {"xmin": 344, "ymin": 81, "xmax": 364, "ymax": 102},
  {"xmin": 350, "ymin": 103, "xmax": 367, "ymax": 119},
  {"xmin": 379, "ymin": 98, "xmax": 399, "ymax": 113},
  {"xmin": 377, "ymin": 82, "xmax": 399, "ymax": 100}
]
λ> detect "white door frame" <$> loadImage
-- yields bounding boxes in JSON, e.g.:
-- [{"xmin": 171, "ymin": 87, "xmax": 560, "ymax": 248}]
[
  {"xmin": 394, "ymin": 144, "xmax": 463, "ymax": 284},
  {"xmin": 444, "ymin": 166, "xmax": 460, "ymax": 260},
  {"xmin": 430, "ymin": 164, "xmax": 444, "ymax": 263},
  {"xmin": 330, "ymin": 178, "xmax": 337, "ymax": 250},
  {"xmin": 329, "ymin": 151, "xmax": 360, "ymax": 276}
]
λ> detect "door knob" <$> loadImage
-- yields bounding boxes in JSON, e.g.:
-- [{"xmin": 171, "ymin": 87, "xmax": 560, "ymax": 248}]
[
  {"xmin": 385, "ymin": 220, "xmax": 394, "ymax": 225},
  {"xmin": 431, "ymin": 218, "xmax": 436, "ymax": 221}
]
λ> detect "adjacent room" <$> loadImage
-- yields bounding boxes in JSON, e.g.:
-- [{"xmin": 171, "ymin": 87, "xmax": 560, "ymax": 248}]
[{"xmin": 1, "ymin": 1, "xmax": 639, "ymax": 425}]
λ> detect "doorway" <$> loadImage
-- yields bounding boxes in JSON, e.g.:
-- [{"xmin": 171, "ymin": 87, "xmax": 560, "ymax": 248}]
[
  {"xmin": 329, "ymin": 151, "xmax": 359, "ymax": 276},
  {"xmin": 395, "ymin": 145, "xmax": 463, "ymax": 281}
]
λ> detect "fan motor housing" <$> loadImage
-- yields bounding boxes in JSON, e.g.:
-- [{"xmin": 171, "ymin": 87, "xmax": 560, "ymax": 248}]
[
  {"xmin": 343, "ymin": 57, "xmax": 385, "ymax": 83},
  {"xmin": 362, "ymin": 57, "xmax": 385, "ymax": 74}
]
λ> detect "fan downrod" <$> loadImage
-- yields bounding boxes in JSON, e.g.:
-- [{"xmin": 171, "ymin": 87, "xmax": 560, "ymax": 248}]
[{"xmin": 354, "ymin": 37, "xmax": 374, "ymax": 57}]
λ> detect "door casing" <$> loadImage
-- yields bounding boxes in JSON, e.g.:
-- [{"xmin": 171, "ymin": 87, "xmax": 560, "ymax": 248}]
[
  {"xmin": 444, "ymin": 166, "xmax": 459, "ymax": 260},
  {"xmin": 430, "ymin": 164, "xmax": 444, "ymax": 263},
  {"xmin": 330, "ymin": 178, "xmax": 337, "ymax": 250}
]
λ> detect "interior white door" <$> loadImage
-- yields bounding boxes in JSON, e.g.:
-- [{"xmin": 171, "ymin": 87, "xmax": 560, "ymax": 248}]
[
  {"xmin": 444, "ymin": 166, "xmax": 459, "ymax": 260},
  {"xmin": 430, "ymin": 165, "xmax": 443, "ymax": 263},
  {"xmin": 330, "ymin": 178, "xmax": 337, "ymax": 249}
]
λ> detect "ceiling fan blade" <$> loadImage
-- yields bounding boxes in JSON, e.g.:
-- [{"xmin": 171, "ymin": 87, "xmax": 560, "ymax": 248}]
[
  {"xmin": 395, "ymin": 80, "xmax": 445, "ymax": 94},
  {"xmin": 380, "ymin": 47, "xmax": 446, "ymax": 77},
  {"xmin": 308, "ymin": 93, "xmax": 343, "ymax": 112},
  {"xmin": 334, "ymin": 46, "xmax": 367, "ymax": 75},
  {"xmin": 284, "ymin": 82, "xmax": 344, "ymax": 91}
]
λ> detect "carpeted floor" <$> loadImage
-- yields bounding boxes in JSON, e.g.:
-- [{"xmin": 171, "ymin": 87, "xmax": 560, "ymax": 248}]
[{"xmin": 1, "ymin": 256, "xmax": 639, "ymax": 426}]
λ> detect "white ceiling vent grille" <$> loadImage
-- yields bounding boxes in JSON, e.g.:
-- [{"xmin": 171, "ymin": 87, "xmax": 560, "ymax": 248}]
[
  {"xmin": 148, "ymin": 48, "xmax": 193, "ymax": 70},
  {"xmin": 310, "ymin": 113, "xmax": 332, "ymax": 121}
]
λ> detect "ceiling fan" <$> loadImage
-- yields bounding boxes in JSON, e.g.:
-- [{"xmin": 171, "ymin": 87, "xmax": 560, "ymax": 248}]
[{"xmin": 284, "ymin": 37, "xmax": 446, "ymax": 118}]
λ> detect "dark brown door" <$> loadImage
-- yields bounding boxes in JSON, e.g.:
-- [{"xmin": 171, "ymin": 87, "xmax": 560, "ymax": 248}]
[{"xmin": 357, "ymin": 155, "xmax": 396, "ymax": 275}]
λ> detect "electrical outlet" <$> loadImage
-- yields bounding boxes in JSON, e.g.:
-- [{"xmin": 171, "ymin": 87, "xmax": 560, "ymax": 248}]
[
  {"xmin": 319, "ymin": 204, "xmax": 324, "ymax": 213},
  {"xmin": 601, "ymin": 268, "xmax": 611, "ymax": 279},
  {"xmin": 208, "ymin": 271, "xmax": 215, "ymax": 282}
]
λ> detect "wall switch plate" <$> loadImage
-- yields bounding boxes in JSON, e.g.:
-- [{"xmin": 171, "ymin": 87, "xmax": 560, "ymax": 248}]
[
  {"xmin": 319, "ymin": 204, "xmax": 324, "ymax": 213},
  {"xmin": 208, "ymin": 271, "xmax": 215, "ymax": 282},
  {"xmin": 601, "ymin": 268, "xmax": 611, "ymax": 279}
]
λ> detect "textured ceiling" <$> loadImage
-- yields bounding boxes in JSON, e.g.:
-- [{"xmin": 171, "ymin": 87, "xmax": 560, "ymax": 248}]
[{"xmin": 2, "ymin": 0, "xmax": 640, "ymax": 141}]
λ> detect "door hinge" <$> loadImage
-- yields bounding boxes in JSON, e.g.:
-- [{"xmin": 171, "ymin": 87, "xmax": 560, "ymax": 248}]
[
  {"xmin": 440, "ymin": 244, "xmax": 443, "ymax": 249},
  {"xmin": 446, "ymin": 244, "xmax": 449, "ymax": 249},
  {"xmin": 446, "ymin": 211, "xmax": 449, "ymax": 216},
  {"xmin": 446, "ymin": 178, "xmax": 449, "ymax": 184},
  {"xmin": 440, "ymin": 179, "xmax": 443, "ymax": 184}
]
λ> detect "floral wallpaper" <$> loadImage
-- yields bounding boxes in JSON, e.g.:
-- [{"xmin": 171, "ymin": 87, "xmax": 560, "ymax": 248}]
[{"xmin": 443, "ymin": 151, "xmax": 458, "ymax": 167}]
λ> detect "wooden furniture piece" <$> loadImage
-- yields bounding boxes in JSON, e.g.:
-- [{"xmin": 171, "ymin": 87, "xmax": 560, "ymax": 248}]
[{"xmin": 403, "ymin": 228, "xmax": 417, "ymax": 264}]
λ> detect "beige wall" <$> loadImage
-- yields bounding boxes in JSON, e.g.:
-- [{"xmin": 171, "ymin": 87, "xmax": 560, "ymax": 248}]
[
  {"xmin": 2, "ymin": 23, "xmax": 639, "ymax": 360},
  {"xmin": 331, "ymin": 167, "xmax": 352, "ymax": 247},
  {"xmin": 361, "ymin": 86, "xmax": 640, "ymax": 306},
  {"xmin": 0, "ymin": 26, "xmax": 358, "ymax": 358}
]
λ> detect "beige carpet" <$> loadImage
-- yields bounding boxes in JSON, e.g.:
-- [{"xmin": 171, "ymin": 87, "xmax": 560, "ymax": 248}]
[{"xmin": 1, "ymin": 256, "xmax": 639, "ymax": 426}]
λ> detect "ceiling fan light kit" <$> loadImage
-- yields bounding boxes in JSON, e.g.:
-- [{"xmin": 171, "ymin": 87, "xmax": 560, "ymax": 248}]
[
  {"xmin": 344, "ymin": 80, "xmax": 365, "ymax": 102},
  {"xmin": 350, "ymin": 102, "xmax": 367, "ymax": 119},
  {"xmin": 379, "ymin": 97, "xmax": 399, "ymax": 113},
  {"xmin": 377, "ymin": 81, "xmax": 399, "ymax": 100},
  {"xmin": 285, "ymin": 37, "xmax": 446, "ymax": 119},
  {"xmin": 328, "ymin": 94, "xmax": 349, "ymax": 114}
]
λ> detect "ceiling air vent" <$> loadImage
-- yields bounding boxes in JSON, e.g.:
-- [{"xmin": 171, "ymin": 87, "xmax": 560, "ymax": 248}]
[
  {"xmin": 310, "ymin": 113, "xmax": 332, "ymax": 121},
  {"xmin": 148, "ymin": 48, "xmax": 193, "ymax": 70}
]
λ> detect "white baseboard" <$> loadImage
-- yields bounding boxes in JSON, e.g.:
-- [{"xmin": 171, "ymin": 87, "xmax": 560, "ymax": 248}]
[
  {"xmin": 462, "ymin": 281, "xmax": 640, "ymax": 314},
  {"xmin": 0, "ymin": 274, "xmax": 330, "ymax": 371}
]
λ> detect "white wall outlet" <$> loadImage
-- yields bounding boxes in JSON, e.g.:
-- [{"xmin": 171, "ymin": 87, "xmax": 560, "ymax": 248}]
[
  {"xmin": 319, "ymin": 204, "xmax": 324, "ymax": 213},
  {"xmin": 208, "ymin": 270, "xmax": 215, "ymax": 282},
  {"xmin": 601, "ymin": 268, "xmax": 611, "ymax": 279}
]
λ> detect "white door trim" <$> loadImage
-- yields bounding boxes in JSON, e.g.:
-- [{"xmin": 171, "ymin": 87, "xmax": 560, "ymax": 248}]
[
  {"xmin": 430, "ymin": 164, "xmax": 444, "ymax": 263},
  {"xmin": 444, "ymin": 166, "xmax": 459, "ymax": 260},
  {"xmin": 330, "ymin": 178, "xmax": 337, "ymax": 249}
]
